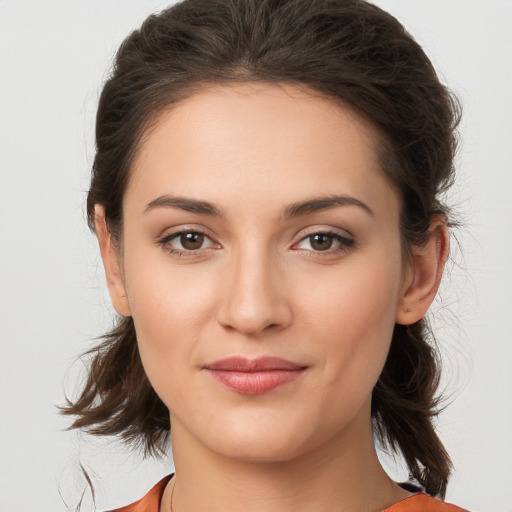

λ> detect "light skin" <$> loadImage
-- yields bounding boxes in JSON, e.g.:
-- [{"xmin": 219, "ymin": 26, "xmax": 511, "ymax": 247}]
[{"xmin": 96, "ymin": 83, "xmax": 448, "ymax": 512}]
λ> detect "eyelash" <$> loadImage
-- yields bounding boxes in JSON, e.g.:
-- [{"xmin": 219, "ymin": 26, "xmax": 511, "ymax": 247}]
[
  {"xmin": 156, "ymin": 229, "xmax": 355, "ymax": 257},
  {"xmin": 156, "ymin": 229, "xmax": 220, "ymax": 257},
  {"xmin": 292, "ymin": 230, "xmax": 355, "ymax": 256}
]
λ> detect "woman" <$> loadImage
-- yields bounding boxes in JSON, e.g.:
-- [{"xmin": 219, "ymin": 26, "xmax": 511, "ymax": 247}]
[{"xmin": 63, "ymin": 0, "xmax": 467, "ymax": 510}]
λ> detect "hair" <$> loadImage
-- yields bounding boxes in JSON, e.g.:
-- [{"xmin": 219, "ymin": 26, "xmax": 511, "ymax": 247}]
[{"xmin": 62, "ymin": 0, "xmax": 461, "ymax": 498}]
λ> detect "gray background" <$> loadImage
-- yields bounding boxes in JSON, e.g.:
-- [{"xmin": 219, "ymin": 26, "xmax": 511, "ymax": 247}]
[{"xmin": 1, "ymin": 1, "xmax": 510, "ymax": 511}]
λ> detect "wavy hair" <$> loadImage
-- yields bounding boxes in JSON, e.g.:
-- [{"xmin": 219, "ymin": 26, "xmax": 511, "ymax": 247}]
[{"xmin": 62, "ymin": 0, "xmax": 461, "ymax": 498}]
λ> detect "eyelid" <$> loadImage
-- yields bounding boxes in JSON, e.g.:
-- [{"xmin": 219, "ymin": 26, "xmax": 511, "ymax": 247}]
[
  {"xmin": 291, "ymin": 226, "xmax": 356, "ymax": 254},
  {"xmin": 155, "ymin": 224, "xmax": 355, "ymax": 256},
  {"xmin": 295, "ymin": 225, "xmax": 355, "ymax": 240},
  {"xmin": 156, "ymin": 224, "xmax": 216, "ymax": 241},
  {"xmin": 156, "ymin": 225, "xmax": 221, "ymax": 254}
]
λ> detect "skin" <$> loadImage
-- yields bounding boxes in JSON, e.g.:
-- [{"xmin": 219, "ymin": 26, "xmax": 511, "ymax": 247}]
[{"xmin": 96, "ymin": 83, "xmax": 448, "ymax": 512}]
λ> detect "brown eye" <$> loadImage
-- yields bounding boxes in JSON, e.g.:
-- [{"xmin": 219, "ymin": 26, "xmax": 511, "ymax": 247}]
[
  {"xmin": 158, "ymin": 229, "xmax": 219, "ymax": 255},
  {"xmin": 180, "ymin": 232, "xmax": 205, "ymax": 250},
  {"xmin": 294, "ymin": 231, "xmax": 355, "ymax": 254},
  {"xmin": 309, "ymin": 233, "xmax": 334, "ymax": 251}
]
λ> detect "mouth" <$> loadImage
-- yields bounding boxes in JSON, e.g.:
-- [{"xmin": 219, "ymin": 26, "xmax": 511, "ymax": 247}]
[{"xmin": 203, "ymin": 356, "xmax": 307, "ymax": 394}]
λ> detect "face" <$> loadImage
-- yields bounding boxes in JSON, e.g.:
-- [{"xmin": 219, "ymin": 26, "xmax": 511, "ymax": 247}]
[{"xmin": 106, "ymin": 83, "xmax": 417, "ymax": 463}]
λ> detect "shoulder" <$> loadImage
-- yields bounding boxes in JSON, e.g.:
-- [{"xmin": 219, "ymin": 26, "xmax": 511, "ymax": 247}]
[
  {"xmin": 104, "ymin": 477, "xmax": 468, "ymax": 512},
  {"xmin": 383, "ymin": 493, "xmax": 469, "ymax": 512},
  {"xmin": 106, "ymin": 475, "xmax": 172, "ymax": 512}
]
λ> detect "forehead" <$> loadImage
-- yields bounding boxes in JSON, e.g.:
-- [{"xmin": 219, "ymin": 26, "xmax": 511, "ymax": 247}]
[{"xmin": 126, "ymin": 83, "xmax": 399, "ymax": 222}]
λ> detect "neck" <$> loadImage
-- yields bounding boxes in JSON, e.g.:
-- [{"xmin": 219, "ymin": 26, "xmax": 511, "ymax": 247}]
[{"xmin": 162, "ymin": 405, "xmax": 409, "ymax": 512}]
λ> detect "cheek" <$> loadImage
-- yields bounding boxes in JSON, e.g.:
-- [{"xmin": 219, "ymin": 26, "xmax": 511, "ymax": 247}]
[
  {"xmin": 300, "ymin": 250, "xmax": 403, "ymax": 399},
  {"xmin": 122, "ymin": 254, "xmax": 220, "ymax": 391},
  {"xmin": 121, "ymin": 228, "xmax": 405, "ymax": 434}
]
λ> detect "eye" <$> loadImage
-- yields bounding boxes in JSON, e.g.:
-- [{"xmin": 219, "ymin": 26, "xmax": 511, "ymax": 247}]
[
  {"xmin": 157, "ymin": 230, "xmax": 219, "ymax": 255},
  {"xmin": 176, "ymin": 232, "xmax": 207, "ymax": 250},
  {"xmin": 294, "ymin": 231, "xmax": 355, "ymax": 253}
]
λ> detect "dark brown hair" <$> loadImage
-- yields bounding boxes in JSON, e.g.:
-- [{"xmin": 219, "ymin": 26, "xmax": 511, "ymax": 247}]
[{"xmin": 63, "ymin": 0, "xmax": 461, "ymax": 498}]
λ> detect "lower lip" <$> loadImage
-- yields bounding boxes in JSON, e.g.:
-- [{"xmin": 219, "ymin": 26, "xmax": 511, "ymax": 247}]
[{"xmin": 206, "ymin": 369, "xmax": 305, "ymax": 394}]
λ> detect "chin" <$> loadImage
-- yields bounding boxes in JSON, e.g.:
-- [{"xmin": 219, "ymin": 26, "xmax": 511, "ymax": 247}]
[
  {"xmin": 212, "ymin": 433, "xmax": 310, "ymax": 464},
  {"xmin": 198, "ymin": 411, "xmax": 322, "ymax": 464}
]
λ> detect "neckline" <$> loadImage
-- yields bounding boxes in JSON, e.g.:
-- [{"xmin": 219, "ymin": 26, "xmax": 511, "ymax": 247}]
[
  {"xmin": 115, "ymin": 475, "xmax": 467, "ymax": 512},
  {"xmin": 156, "ymin": 475, "xmax": 424, "ymax": 512}
]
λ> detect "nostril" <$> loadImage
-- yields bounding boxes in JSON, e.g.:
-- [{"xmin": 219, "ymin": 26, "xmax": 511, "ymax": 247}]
[{"xmin": 216, "ymin": 266, "xmax": 293, "ymax": 335}]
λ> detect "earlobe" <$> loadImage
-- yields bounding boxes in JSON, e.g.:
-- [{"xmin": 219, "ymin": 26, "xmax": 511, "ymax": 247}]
[
  {"xmin": 395, "ymin": 218, "xmax": 449, "ymax": 325},
  {"xmin": 94, "ymin": 206, "xmax": 131, "ymax": 317}
]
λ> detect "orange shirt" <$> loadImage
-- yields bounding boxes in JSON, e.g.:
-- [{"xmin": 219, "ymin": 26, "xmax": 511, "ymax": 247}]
[{"xmin": 109, "ymin": 476, "xmax": 468, "ymax": 512}]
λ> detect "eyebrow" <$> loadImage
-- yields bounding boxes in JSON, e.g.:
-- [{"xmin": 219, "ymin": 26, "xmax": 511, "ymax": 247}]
[
  {"xmin": 144, "ymin": 194, "xmax": 374, "ymax": 218},
  {"xmin": 145, "ymin": 195, "xmax": 223, "ymax": 216},
  {"xmin": 282, "ymin": 195, "xmax": 374, "ymax": 218}
]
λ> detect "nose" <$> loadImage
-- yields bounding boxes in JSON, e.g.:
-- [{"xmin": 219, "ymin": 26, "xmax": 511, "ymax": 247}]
[{"xmin": 217, "ymin": 245, "xmax": 293, "ymax": 336}]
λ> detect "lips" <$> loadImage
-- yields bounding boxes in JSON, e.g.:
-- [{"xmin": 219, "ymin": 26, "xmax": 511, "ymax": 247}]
[{"xmin": 204, "ymin": 356, "xmax": 307, "ymax": 394}]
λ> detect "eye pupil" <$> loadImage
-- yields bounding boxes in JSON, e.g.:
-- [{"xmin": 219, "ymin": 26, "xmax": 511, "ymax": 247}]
[
  {"xmin": 180, "ymin": 232, "xmax": 204, "ymax": 250},
  {"xmin": 311, "ymin": 234, "xmax": 333, "ymax": 251}
]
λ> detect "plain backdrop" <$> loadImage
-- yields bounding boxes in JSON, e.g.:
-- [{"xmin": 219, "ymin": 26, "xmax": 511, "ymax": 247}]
[{"xmin": 1, "ymin": 1, "xmax": 511, "ymax": 511}]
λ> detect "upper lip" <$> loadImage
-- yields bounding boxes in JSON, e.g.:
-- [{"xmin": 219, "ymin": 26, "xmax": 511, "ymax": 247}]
[{"xmin": 204, "ymin": 356, "xmax": 306, "ymax": 372}]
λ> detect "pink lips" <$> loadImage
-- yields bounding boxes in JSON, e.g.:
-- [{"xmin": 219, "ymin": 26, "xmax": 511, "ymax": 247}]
[{"xmin": 204, "ymin": 356, "xmax": 306, "ymax": 394}]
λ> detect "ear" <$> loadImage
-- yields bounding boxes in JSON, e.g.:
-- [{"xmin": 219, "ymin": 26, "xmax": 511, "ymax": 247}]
[
  {"xmin": 395, "ymin": 217, "xmax": 449, "ymax": 325},
  {"xmin": 94, "ymin": 205, "xmax": 131, "ymax": 317}
]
